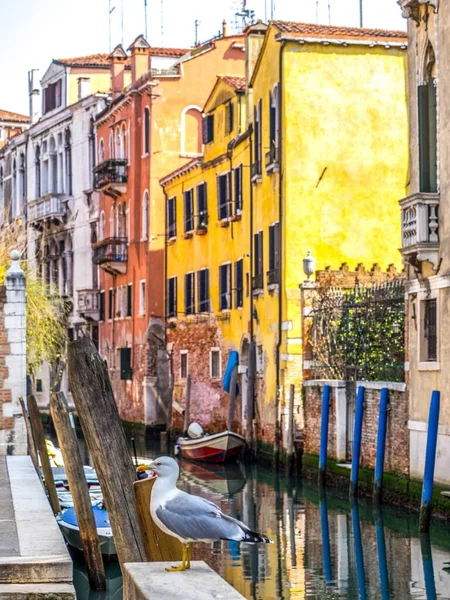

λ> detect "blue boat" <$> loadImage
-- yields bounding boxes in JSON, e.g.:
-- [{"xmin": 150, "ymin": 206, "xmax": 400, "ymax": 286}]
[{"xmin": 57, "ymin": 505, "xmax": 116, "ymax": 557}]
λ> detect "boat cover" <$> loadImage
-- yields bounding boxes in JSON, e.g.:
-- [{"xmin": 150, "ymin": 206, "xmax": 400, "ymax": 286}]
[
  {"xmin": 222, "ymin": 350, "xmax": 239, "ymax": 395},
  {"xmin": 60, "ymin": 506, "xmax": 111, "ymax": 528}
]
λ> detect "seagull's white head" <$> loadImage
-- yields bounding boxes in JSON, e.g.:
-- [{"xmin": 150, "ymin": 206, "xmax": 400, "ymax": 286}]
[{"xmin": 149, "ymin": 456, "xmax": 180, "ymax": 480}]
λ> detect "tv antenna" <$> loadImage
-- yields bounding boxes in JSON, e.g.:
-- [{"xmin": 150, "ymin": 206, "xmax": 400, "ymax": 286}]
[
  {"xmin": 328, "ymin": 0, "xmax": 331, "ymax": 25},
  {"xmin": 121, "ymin": 0, "xmax": 124, "ymax": 46},
  {"xmin": 194, "ymin": 19, "xmax": 200, "ymax": 46},
  {"xmin": 161, "ymin": 0, "xmax": 164, "ymax": 45},
  {"xmin": 109, "ymin": 0, "xmax": 116, "ymax": 52},
  {"xmin": 144, "ymin": 0, "xmax": 148, "ymax": 39},
  {"xmin": 360, "ymin": 0, "xmax": 363, "ymax": 27},
  {"xmin": 234, "ymin": 0, "xmax": 255, "ymax": 33}
]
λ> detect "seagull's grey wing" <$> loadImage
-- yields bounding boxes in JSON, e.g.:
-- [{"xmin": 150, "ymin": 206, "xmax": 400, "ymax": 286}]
[{"xmin": 156, "ymin": 490, "xmax": 246, "ymax": 542}]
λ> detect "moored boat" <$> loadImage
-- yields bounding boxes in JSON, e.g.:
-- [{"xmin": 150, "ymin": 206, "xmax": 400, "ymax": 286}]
[
  {"xmin": 176, "ymin": 430, "xmax": 246, "ymax": 464},
  {"xmin": 57, "ymin": 505, "xmax": 116, "ymax": 557}
]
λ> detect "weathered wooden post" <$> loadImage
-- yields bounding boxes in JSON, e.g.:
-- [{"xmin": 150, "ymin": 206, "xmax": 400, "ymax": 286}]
[
  {"xmin": 50, "ymin": 391, "xmax": 106, "ymax": 590},
  {"xmin": 68, "ymin": 337, "xmax": 146, "ymax": 566},
  {"xmin": 286, "ymin": 384, "xmax": 295, "ymax": 471},
  {"xmin": 245, "ymin": 342, "xmax": 256, "ymax": 447},
  {"xmin": 19, "ymin": 397, "xmax": 39, "ymax": 473},
  {"xmin": 27, "ymin": 394, "xmax": 60, "ymax": 514},
  {"xmin": 227, "ymin": 366, "xmax": 238, "ymax": 431},
  {"xmin": 183, "ymin": 374, "xmax": 192, "ymax": 434}
]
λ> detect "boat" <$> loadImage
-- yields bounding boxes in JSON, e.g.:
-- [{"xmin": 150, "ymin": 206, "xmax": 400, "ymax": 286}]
[
  {"xmin": 57, "ymin": 505, "xmax": 116, "ymax": 557},
  {"xmin": 175, "ymin": 430, "xmax": 246, "ymax": 464}
]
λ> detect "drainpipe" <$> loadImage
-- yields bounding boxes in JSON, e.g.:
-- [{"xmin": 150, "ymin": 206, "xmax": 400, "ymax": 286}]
[
  {"xmin": 275, "ymin": 41, "xmax": 286, "ymax": 462},
  {"xmin": 249, "ymin": 128, "xmax": 254, "ymax": 339}
]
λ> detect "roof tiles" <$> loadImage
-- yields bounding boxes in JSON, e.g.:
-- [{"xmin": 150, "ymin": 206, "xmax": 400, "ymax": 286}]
[
  {"xmin": 219, "ymin": 76, "xmax": 246, "ymax": 91},
  {"xmin": 0, "ymin": 109, "xmax": 29, "ymax": 123},
  {"xmin": 272, "ymin": 21, "xmax": 407, "ymax": 43}
]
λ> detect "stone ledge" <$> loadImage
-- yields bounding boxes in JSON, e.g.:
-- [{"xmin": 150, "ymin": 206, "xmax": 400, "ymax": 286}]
[
  {"xmin": 0, "ymin": 582, "xmax": 75, "ymax": 600},
  {"xmin": 123, "ymin": 561, "xmax": 245, "ymax": 600}
]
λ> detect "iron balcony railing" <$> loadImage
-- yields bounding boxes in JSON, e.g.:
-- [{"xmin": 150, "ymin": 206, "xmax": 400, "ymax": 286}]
[
  {"xmin": 252, "ymin": 273, "xmax": 263, "ymax": 291},
  {"xmin": 93, "ymin": 159, "xmax": 128, "ymax": 190},
  {"xmin": 266, "ymin": 268, "xmax": 280, "ymax": 286},
  {"xmin": 92, "ymin": 237, "xmax": 128, "ymax": 265}
]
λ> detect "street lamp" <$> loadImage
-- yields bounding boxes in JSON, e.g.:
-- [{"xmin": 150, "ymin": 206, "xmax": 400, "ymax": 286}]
[{"xmin": 303, "ymin": 250, "xmax": 316, "ymax": 282}]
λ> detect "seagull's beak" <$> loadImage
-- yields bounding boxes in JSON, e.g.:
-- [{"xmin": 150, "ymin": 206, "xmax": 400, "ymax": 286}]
[{"xmin": 136, "ymin": 462, "xmax": 157, "ymax": 477}]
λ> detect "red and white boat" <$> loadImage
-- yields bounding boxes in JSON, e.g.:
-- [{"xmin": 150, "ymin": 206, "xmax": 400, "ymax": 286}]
[{"xmin": 175, "ymin": 431, "xmax": 246, "ymax": 464}]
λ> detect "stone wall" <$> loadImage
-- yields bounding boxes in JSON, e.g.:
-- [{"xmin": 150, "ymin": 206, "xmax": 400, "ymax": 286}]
[{"xmin": 303, "ymin": 380, "xmax": 409, "ymax": 477}]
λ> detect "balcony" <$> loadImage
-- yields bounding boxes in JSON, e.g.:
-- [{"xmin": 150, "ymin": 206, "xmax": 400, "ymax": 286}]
[
  {"xmin": 265, "ymin": 146, "xmax": 279, "ymax": 173},
  {"xmin": 266, "ymin": 268, "xmax": 280, "ymax": 288},
  {"xmin": 252, "ymin": 273, "xmax": 264, "ymax": 294},
  {"xmin": 77, "ymin": 289, "xmax": 100, "ymax": 321},
  {"xmin": 400, "ymin": 192, "xmax": 439, "ymax": 270},
  {"xmin": 28, "ymin": 194, "xmax": 66, "ymax": 229},
  {"xmin": 92, "ymin": 237, "xmax": 128, "ymax": 274},
  {"xmin": 93, "ymin": 159, "xmax": 128, "ymax": 198}
]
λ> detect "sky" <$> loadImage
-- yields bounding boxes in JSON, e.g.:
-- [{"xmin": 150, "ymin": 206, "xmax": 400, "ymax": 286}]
[{"xmin": 0, "ymin": 0, "xmax": 406, "ymax": 115}]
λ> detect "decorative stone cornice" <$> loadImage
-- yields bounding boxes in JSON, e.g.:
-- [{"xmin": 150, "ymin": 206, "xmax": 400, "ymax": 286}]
[{"xmin": 398, "ymin": 0, "xmax": 439, "ymax": 24}]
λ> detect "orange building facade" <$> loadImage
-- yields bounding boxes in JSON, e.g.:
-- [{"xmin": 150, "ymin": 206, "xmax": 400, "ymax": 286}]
[{"xmin": 93, "ymin": 28, "xmax": 245, "ymax": 424}]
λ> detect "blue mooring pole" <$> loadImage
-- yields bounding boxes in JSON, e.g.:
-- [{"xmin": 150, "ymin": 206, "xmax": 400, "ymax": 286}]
[
  {"xmin": 319, "ymin": 492, "xmax": 333, "ymax": 586},
  {"xmin": 374, "ymin": 505, "xmax": 389, "ymax": 600},
  {"xmin": 373, "ymin": 388, "xmax": 389, "ymax": 504},
  {"xmin": 419, "ymin": 390, "xmax": 440, "ymax": 533},
  {"xmin": 319, "ymin": 384, "xmax": 331, "ymax": 487},
  {"xmin": 350, "ymin": 386, "xmax": 365, "ymax": 497},
  {"xmin": 351, "ymin": 501, "xmax": 367, "ymax": 600},
  {"xmin": 420, "ymin": 533, "xmax": 437, "ymax": 600}
]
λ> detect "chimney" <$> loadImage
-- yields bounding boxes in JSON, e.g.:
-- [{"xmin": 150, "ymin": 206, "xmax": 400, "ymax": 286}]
[
  {"xmin": 245, "ymin": 21, "xmax": 268, "ymax": 128},
  {"xmin": 222, "ymin": 19, "xmax": 227, "ymax": 37},
  {"xmin": 28, "ymin": 69, "xmax": 41, "ymax": 124},
  {"xmin": 128, "ymin": 35, "xmax": 151, "ymax": 84},
  {"xmin": 109, "ymin": 44, "xmax": 128, "ymax": 99},
  {"xmin": 77, "ymin": 77, "xmax": 91, "ymax": 100}
]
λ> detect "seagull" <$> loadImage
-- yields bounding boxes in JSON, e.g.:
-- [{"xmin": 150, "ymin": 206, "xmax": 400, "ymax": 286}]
[{"xmin": 147, "ymin": 456, "xmax": 272, "ymax": 571}]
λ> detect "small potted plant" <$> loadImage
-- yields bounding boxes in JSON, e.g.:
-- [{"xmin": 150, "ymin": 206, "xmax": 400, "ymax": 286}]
[{"xmin": 196, "ymin": 221, "xmax": 207, "ymax": 235}]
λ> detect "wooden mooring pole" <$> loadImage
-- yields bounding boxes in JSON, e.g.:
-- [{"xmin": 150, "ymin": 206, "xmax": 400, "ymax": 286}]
[
  {"xmin": 227, "ymin": 366, "xmax": 238, "ymax": 431},
  {"xmin": 183, "ymin": 374, "xmax": 192, "ymax": 434},
  {"xmin": 19, "ymin": 397, "xmax": 39, "ymax": 473},
  {"xmin": 286, "ymin": 384, "xmax": 295, "ymax": 472},
  {"xmin": 50, "ymin": 391, "xmax": 106, "ymax": 590},
  {"xmin": 68, "ymin": 337, "xmax": 146, "ymax": 567},
  {"xmin": 27, "ymin": 394, "xmax": 60, "ymax": 515}
]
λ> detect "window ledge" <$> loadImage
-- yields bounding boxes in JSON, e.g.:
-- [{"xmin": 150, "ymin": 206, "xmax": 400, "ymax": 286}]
[
  {"xmin": 266, "ymin": 163, "xmax": 279, "ymax": 175},
  {"xmin": 230, "ymin": 213, "xmax": 242, "ymax": 222},
  {"xmin": 418, "ymin": 361, "xmax": 440, "ymax": 371},
  {"xmin": 180, "ymin": 152, "xmax": 203, "ymax": 159},
  {"xmin": 219, "ymin": 220, "xmax": 230, "ymax": 228},
  {"xmin": 195, "ymin": 228, "xmax": 207, "ymax": 236},
  {"xmin": 182, "ymin": 232, "xmax": 193, "ymax": 240},
  {"xmin": 141, "ymin": 153, "xmax": 149, "ymax": 159},
  {"xmin": 267, "ymin": 283, "xmax": 279, "ymax": 294},
  {"xmin": 251, "ymin": 174, "xmax": 262, "ymax": 185},
  {"xmin": 168, "ymin": 237, "xmax": 177, "ymax": 245},
  {"xmin": 252, "ymin": 288, "xmax": 264, "ymax": 297}
]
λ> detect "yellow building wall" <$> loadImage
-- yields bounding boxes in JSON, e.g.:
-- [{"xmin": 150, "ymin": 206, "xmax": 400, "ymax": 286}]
[{"xmin": 67, "ymin": 68, "xmax": 112, "ymax": 105}]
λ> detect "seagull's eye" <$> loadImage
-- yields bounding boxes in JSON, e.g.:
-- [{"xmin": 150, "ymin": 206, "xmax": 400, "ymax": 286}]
[{"xmin": 156, "ymin": 462, "xmax": 161, "ymax": 466}]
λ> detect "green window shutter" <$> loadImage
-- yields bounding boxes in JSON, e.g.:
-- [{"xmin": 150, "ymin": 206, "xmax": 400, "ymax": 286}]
[{"xmin": 120, "ymin": 348, "xmax": 132, "ymax": 380}]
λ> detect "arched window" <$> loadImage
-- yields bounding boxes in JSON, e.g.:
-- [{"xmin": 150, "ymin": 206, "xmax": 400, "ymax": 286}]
[
  {"xmin": 89, "ymin": 118, "xmax": 96, "ymax": 185},
  {"xmin": 109, "ymin": 130, "xmax": 114, "ymax": 159},
  {"xmin": 64, "ymin": 129, "xmax": 72, "ymax": 195},
  {"xmin": 0, "ymin": 165, "xmax": 4, "ymax": 218},
  {"xmin": 181, "ymin": 106, "xmax": 202, "ymax": 156},
  {"xmin": 143, "ymin": 107, "xmax": 150, "ymax": 154},
  {"xmin": 109, "ymin": 206, "xmax": 116, "ymax": 238},
  {"xmin": 118, "ymin": 202, "xmax": 126, "ymax": 238},
  {"xmin": 99, "ymin": 139, "xmax": 105, "ymax": 163},
  {"xmin": 116, "ymin": 127, "xmax": 121, "ymax": 160},
  {"xmin": 49, "ymin": 136, "xmax": 57, "ymax": 193},
  {"xmin": 35, "ymin": 145, "xmax": 41, "ymax": 198},
  {"xmin": 142, "ymin": 191, "xmax": 149, "ymax": 239},
  {"xmin": 19, "ymin": 153, "xmax": 25, "ymax": 211},
  {"xmin": 12, "ymin": 159, "xmax": 17, "ymax": 217},
  {"xmin": 99, "ymin": 211, "xmax": 106, "ymax": 240},
  {"xmin": 121, "ymin": 123, "xmax": 127, "ymax": 161}
]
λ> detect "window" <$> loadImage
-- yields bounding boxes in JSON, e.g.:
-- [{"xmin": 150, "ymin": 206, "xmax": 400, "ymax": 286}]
[
  {"xmin": 268, "ymin": 84, "xmax": 279, "ymax": 165},
  {"xmin": 197, "ymin": 268, "xmax": 210, "ymax": 312},
  {"xmin": 233, "ymin": 165, "xmax": 243, "ymax": 214},
  {"xmin": 121, "ymin": 123, "xmax": 127, "ymax": 161},
  {"xmin": 19, "ymin": 153, "xmax": 25, "ymax": 203},
  {"xmin": 142, "ymin": 191, "xmax": 149, "ymax": 239},
  {"xmin": 43, "ymin": 79, "xmax": 62, "ymax": 114},
  {"xmin": 268, "ymin": 222, "xmax": 280, "ymax": 285},
  {"xmin": 254, "ymin": 231, "xmax": 264, "ymax": 291},
  {"xmin": 64, "ymin": 129, "xmax": 72, "ymax": 195},
  {"xmin": 256, "ymin": 344, "xmax": 264, "ymax": 374},
  {"xmin": 167, "ymin": 276, "xmax": 177, "ymax": 318},
  {"xmin": 253, "ymin": 99, "xmax": 262, "ymax": 177},
  {"xmin": 234, "ymin": 259, "xmax": 243, "ymax": 308},
  {"xmin": 185, "ymin": 272, "xmax": 195, "ymax": 315},
  {"xmin": 180, "ymin": 351, "xmax": 188, "ymax": 379},
  {"xmin": 197, "ymin": 182, "xmax": 208, "ymax": 227},
  {"xmin": 139, "ymin": 281, "xmax": 146, "ymax": 315},
  {"xmin": 210, "ymin": 349, "xmax": 221, "ymax": 378},
  {"xmin": 99, "ymin": 291, "xmax": 105, "ymax": 322},
  {"xmin": 143, "ymin": 107, "xmax": 150, "ymax": 154},
  {"xmin": 217, "ymin": 172, "xmax": 231, "ymax": 220},
  {"xmin": 225, "ymin": 102, "xmax": 234, "ymax": 135},
  {"xmin": 99, "ymin": 211, "xmax": 106, "ymax": 240},
  {"xmin": 418, "ymin": 80, "xmax": 437, "ymax": 193},
  {"xmin": 182, "ymin": 107, "xmax": 202, "ymax": 155},
  {"xmin": 219, "ymin": 263, "xmax": 231, "ymax": 311},
  {"xmin": 36, "ymin": 379, "xmax": 43, "ymax": 393},
  {"xmin": 167, "ymin": 196, "xmax": 177, "ymax": 238},
  {"xmin": 202, "ymin": 114, "xmax": 214, "ymax": 144},
  {"xmin": 120, "ymin": 348, "xmax": 132, "ymax": 380},
  {"xmin": 423, "ymin": 299, "xmax": 437, "ymax": 361},
  {"xmin": 183, "ymin": 189, "xmax": 194, "ymax": 233},
  {"xmin": 99, "ymin": 139, "xmax": 105, "ymax": 163},
  {"xmin": 126, "ymin": 284, "xmax": 133, "ymax": 317},
  {"xmin": 108, "ymin": 289, "xmax": 113, "ymax": 320}
]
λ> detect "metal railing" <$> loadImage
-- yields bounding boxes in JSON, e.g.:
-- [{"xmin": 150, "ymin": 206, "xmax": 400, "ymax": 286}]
[
  {"xmin": 93, "ymin": 159, "xmax": 128, "ymax": 190},
  {"xmin": 252, "ymin": 273, "xmax": 263, "ymax": 291},
  {"xmin": 266, "ymin": 268, "xmax": 280, "ymax": 286},
  {"xmin": 77, "ymin": 289, "xmax": 100, "ymax": 316},
  {"xmin": 92, "ymin": 237, "xmax": 128, "ymax": 265}
]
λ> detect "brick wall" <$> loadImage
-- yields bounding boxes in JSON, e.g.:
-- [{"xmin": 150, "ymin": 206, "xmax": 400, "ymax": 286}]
[
  {"xmin": 304, "ymin": 381, "xmax": 409, "ymax": 477},
  {"xmin": 0, "ymin": 287, "xmax": 12, "ymax": 433}
]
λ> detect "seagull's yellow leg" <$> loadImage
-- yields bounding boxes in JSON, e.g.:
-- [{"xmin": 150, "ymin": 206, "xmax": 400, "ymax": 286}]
[
  {"xmin": 186, "ymin": 543, "xmax": 193, "ymax": 569},
  {"xmin": 166, "ymin": 544, "xmax": 188, "ymax": 572}
]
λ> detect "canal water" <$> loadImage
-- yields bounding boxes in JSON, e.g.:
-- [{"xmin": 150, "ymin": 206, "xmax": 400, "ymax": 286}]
[{"xmin": 51, "ymin": 426, "xmax": 450, "ymax": 599}]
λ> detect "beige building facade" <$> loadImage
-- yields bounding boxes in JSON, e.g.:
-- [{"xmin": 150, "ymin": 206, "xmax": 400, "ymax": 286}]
[{"xmin": 398, "ymin": 0, "xmax": 450, "ymax": 484}]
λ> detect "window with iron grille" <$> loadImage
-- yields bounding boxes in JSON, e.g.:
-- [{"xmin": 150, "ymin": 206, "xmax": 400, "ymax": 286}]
[
  {"xmin": 180, "ymin": 351, "xmax": 188, "ymax": 379},
  {"xmin": 126, "ymin": 284, "xmax": 132, "ymax": 317},
  {"xmin": 234, "ymin": 259, "xmax": 243, "ymax": 308},
  {"xmin": 233, "ymin": 165, "xmax": 243, "ymax": 214},
  {"xmin": 268, "ymin": 222, "xmax": 280, "ymax": 286},
  {"xmin": 210, "ymin": 349, "xmax": 221, "ymax": 378},
  {"xmin": 167, "ymin": 276, "xmax": 177, "ymax": 318},
  {"xmin": 202, "ymin": 114, "xmax": 214, "ymax": 144},
  {"xmin": 423, "ymin": 299, "xmax": 437, "ymax": 361},
  {"xmin": 197, "ymin": 182, "xmax": 208, "ymax": 227},
  {"xmin": 167, "ymin": 196, "xmax": 177, "ymax": 238},
  {"xmin": 217, "ymin": 172, "xmax": 231, "ymax": 221},
  {"xmin": 253, "ymin": 231, "xmax": 264, "ymax": 290},
  {"xmin": 99, "ymin": 291, "xmax": 105, "ymax": 322},
  {"xmin": 108, "ymin": 288, "xmax": 113, "ymax": 320},
  {"xmin": 120, "ymin": 348, "xmax": 132, "ymax": 380},
  {"xmin": 197, "ymin": 268, "xmax": 210, "ymax": 312},
  {"xmin": 225, "ymin": 102, "xmax": 234, "ymax": 135},
  {"xmin": 184, "ymin": 272, "xmax": 195, "ymax": 315},
  {"xmin": 184, "ymin": 189, "xmax": 194, "ymax": 232},
  {"xmin": 219, "ymin": 263, "xmax": 232, "ymax": 311}
]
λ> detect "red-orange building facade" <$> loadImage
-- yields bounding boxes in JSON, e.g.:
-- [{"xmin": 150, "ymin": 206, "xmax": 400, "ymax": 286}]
[{"xmin": 93, "ymin": 29, "xmax": 245, "ymax": 424}]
